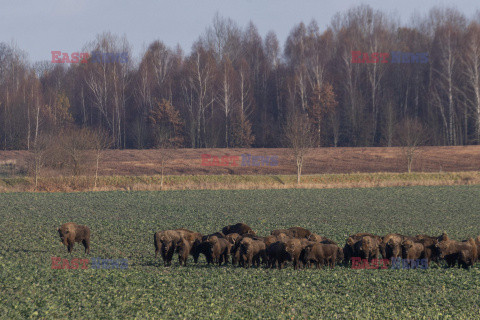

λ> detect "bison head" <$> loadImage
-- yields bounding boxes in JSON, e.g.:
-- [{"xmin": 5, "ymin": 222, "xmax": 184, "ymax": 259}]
[
  {"xmin": 57, "ymin": 227, "xmax": 69, "ymax": 246},
  {"xmin": 435, "ymin": 240, "xmax": 451, "ymax": 259},
  {"xmin": 207, "ymin": 235, "xmax": 219, "ymax": 245}
]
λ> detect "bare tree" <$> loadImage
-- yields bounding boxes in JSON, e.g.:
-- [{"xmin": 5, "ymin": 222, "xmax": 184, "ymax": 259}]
[
  {"xmin": 394, "ymin": 117, "xmax": 426, "ymax": 173},
  {"xmin": 284, "ymin": 111, "xmax": 315, "ymax": 184},
  {"xmin": 57, "ymin": 128, "xmax": 97, "ymax": 176},
  {"xmin": 92, "ymin": 129, "xmax": 111, "ymax": 188},
  {"xmin": 27, "ymin": 134, "xmax": 49, "ymax": 189},
  {"xmin": 462, "ymin": 21, "xmax": 480, "ymax": 144},
  {"xmin": 148, "ymin": 99, "xmax": 184, "ymax": 188}
]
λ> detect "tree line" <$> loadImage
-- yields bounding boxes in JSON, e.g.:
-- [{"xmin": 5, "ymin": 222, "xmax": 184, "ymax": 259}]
[{"xmin": 1, "ymin": 5, "xmax": 480, "ymax": 151}]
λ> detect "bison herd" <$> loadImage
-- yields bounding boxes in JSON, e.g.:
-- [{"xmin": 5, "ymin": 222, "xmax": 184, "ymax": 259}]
[
  {"xmin": 153, "ymin": 223, "xmax": 480, "ymax": 270},
  {"xmin": 57, "ymin": 222, "xmax": 480, "ymax": 269}
]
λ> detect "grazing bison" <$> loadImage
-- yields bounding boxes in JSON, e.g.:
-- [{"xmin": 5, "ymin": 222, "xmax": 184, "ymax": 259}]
[
  {"xmin": 239, "ymin": 237, "xmax": 266, "ymax": 268},
  {"xmin": 271, "ymin": 227, "xmax": 312, "ymax": 239},
  {"xmin": 207, "ymin": 236, "xmax": 232, "ymax": 265},
  {"xmin": 287, "ymin": 227, "xmax": 312, "ymax": 239},
  {"xmin": 306, "ymin": 233, "xmax": 337, "ymax": 244},
  {"xmin": 303, "ymin": 243, "xmax": 343, "ymax": 268},
  {"xmin": 271, "ymin": 229, "xmax": 291, "ymax": 237},
  {"xmin": 222, "ymin": 223, "xmax": 255, "ymax": 236},
  {"xmin": 57, "ymin": 222, "xmax": 90, "ymax": 254}
]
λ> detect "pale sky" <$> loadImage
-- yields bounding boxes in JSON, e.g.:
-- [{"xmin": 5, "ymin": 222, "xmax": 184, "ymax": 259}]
[{"xmin": 0, "ymin": 0, "xmax": 477, "ymax": 64}]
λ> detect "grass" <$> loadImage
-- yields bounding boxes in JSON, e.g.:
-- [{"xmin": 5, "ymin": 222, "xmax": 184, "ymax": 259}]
[
  {"xmin": 0, "ymin": 171, "xmax": 480, "ymax": 192},
  {"xmin": 1, "ymin": 186, "xmax": 480, "ymax": 318}
]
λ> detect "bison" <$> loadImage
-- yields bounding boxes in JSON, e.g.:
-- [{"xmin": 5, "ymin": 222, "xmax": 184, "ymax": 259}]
[
  {"xmin": 154, "ymin": 230, "xmax": 184, "ymax": 266},
  {"xmin": 57, "ymin": 222, "xmax": 90, "ymax": 254},
  {"xmin": 303, "ymin": 243, "xmax": 343, "ymax": 268},
  {"xmin": 436, "ymin": 234, "xmax": 478, "ymax": 268},
  {"xmin": 285, "ymin": 238, "xmax": 304, "ymax": 270},
  {"xmin": 176, "ymin": 237, "xmax": 191, "ymax": 266},
  {"xmin": 380, "ymin": 233, "xmax": 411, "ymax": 260},
  {"xmin": 271, "ymin": 227, "xmax": 312, "ymax": 239},
  {"xmin": 343, "ymin": 233, "xmax": 380, "ymax": 264},
  {"xmin": 222, "ymin": 223, "xmax": 255, "ymax": 236},
  {"xmin": 401, "ymin": 239, "xmax": 425, "ymax": 261},
  {"xmin": 266, "ymin": 241, "xmax": 291, "ymax": 269},
  {"xmin": 207, "ymin": 235, "xmax": 232, "ymax": 265},
  {"xmin": 239, "ymin": 237, "xmax": 266, "ymax": 268}
]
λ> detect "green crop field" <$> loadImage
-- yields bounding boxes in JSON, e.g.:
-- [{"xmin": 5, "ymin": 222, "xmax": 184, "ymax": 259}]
[{"xmin": 1, "ymin": 186, "xmax": 480, "ymax": 319}]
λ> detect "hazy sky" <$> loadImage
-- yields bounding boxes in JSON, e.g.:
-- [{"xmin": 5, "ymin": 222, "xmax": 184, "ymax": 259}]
[{"xmin": 1, "ymin": 0, "xmax": 478, "ymax": 64}]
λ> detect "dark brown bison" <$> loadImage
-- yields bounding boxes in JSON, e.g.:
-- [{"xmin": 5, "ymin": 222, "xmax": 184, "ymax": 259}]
[
  {"xmin": 264, "ymin": 233, "xmax": 290, "ymax": 247},
  {"xmin": 436, "ymin": 234, "xmax": 478, "ymax": 268},
  {"xmin": 266, "ymin": 241, "xmax": 291, "ymax": 269},
  {"xmin": 271, "ymin": 229, "xmax": 290, "ymax": 237},
  {"xmin": 414, "ymin": 234, "xmax": 440, "ymax": 262},
  {"xmin": 230, "ymin": 234, "xmax": 266, "ymax": 265},
  {"xmin": 401, "ymin": 240, "xmax": 425, "ymax": 260},
  {"xmin": 307, "ymin": 233, "xmax": 324, "ymax": 242},
  {"xmin": 263, "ymin": 235, "xmax": 279, "ymax": 247},
  {"xmin": 57, "ymin": 222, "xmax": 90, "ymax": 254},
  {"xmin": 303, "ymin": 243, "xmax": 343, "ymax": 268},
  {"xmin": 230, "ymin": 239, "xmax": 242, "ymax": 266},
  {"xmin": 380, "ymin": 233, "xmax": 411, "ymax": 260},
  {"xmin": 458, "ymin": 247, "xmax": 477, "ymax": 269},
  {"xmin": 180, "ymin": 230, "xmax": 203, "ymax": 246},
  {"xmin": 239, "ymin": 237, "xmax": 266, "ymax": 268},
  {"xmin": 190, "ymin": 232, "xmax": 225, "ymax": 264},
  {"xmin": 285, "ymin": 238, "xmax": 304, "ymax": 270},
  {"xmin": 176, "ymin": 237, "xmax": 191, "ymax": 266},
  {"xmin": 271, "ymin": 227, "xmax": 312, "ymax": 239},
  {"xmin": 154, "ymin": 230, "xmax": 184, "ymax": 266},
  {"xmin": 353, "ymin": 234, "xmax": 381, "ymax": 262},
  {"xmin": 191, "ymin": 239, "xmax": 213, "ymax": 264},
  {"xmin": 225, "ymin": 233, "xmax": 242, "ymax": 245},
  {"xmin": 222, "ymin": 223, "xmax": 255, "ymax": 236},
  {"xmin": 207, "ymin": 235, "xmax": 232, "ymax": 265},
  {"xmin": 287, "ymin": 227, "xmax": 312, "ymax": 239},
  {"xmin": 343, "ymin": 233, "xmax": 379, "ymax": 264},
  {"xmin": 475, "ymin": 236, "xmax": 480, "ymax": 258}
]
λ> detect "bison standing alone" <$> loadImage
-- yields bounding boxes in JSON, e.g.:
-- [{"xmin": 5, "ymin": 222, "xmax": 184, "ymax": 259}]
[{"xmin": 57, "ymin": 222, "xmax": 90, "ymax": 254}]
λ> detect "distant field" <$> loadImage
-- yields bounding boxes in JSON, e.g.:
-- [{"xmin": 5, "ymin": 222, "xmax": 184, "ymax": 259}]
[
  {"xmin": 1, "ymin": 146, "xmax": 480, "ymax": 192},
  {"xmin": 1, "ymin": 146, "xmax": 480, "ymax": 177},
  {"xmin": 2, "ymin": 186, "xmax": 480, "ymax": 319}
]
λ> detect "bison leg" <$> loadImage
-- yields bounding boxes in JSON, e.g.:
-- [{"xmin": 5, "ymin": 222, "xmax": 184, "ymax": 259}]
[{"xmin": 82, "ymin": 239, "xmax": 90, "ymax": 254}]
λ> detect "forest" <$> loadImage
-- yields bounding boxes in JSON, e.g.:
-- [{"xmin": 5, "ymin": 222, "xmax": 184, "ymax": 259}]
[{"xmin": 1, "ymin": 4, "xmax": 480, "ymax": 150}]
